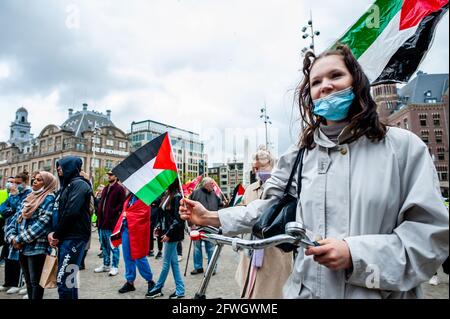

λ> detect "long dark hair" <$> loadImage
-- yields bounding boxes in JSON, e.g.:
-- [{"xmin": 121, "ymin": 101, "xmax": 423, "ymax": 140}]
[
  {"xmin": 159, "ymin": 178, "xmax": 181, "ymax": 210},
  {"xmin": 296, "ymin": 44, "xmax": 387, "ymax": 149}
]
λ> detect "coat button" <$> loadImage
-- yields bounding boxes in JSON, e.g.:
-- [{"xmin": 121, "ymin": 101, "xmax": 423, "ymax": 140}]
[{"xmin": 340, "ymin": 148, "xmax": 348, "ymax": 155}]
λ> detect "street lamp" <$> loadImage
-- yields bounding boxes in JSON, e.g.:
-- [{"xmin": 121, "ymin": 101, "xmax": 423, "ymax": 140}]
[
  {"xmin": 91, "ymin": 124, "xmax": 101, "ymax": 184},
  {"xmin": 260, "ymin": 105, "xmax": 272, "ymax": 149},
  {"xmin": 301, "ymin": 11, "xmax": 320, "ymax": 55}
]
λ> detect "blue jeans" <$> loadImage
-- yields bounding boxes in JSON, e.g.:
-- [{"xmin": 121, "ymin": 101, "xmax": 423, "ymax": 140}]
[
  {"xmin": 57, "ymin": 239, "xmax": 87, "ymax": 299},
  {"xmin": 193, "ymin": 240, "xmax": 215, "ymax": 271},
  {"xmin": 122, "ymin": 222, "xmax": 153, "ymax": 283},
  {"xmin": 99, "ymin": 229, "xmax": 120, "ymax": 268},
  {"xmin": 153, "ymin": 241, "xmax": 184, "ymax": 296}
]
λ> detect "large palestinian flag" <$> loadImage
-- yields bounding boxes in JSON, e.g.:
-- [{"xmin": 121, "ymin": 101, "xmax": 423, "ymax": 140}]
[
  {"xmin": 112, "ymin": 132, "xmax": 178, "ymax": 206},
  {"xmin": 337, "ymin": 0, "xmax": 448, "ymax": 83}
]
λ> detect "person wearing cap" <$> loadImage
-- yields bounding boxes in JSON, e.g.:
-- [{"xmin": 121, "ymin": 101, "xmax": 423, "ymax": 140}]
[{"xmin": 94, "ymin": 171, "xmax": 126, "ymax": 277}]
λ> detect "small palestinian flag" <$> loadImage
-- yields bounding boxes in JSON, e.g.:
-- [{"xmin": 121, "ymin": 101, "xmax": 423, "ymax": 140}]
[
  {"xmin": 233, "ymin": 184, "xmax": 245, "ymax": 206},
  {"xmin": 112, "ymin": 132, "xmax": 178, "ymax": 206},
  {"xmin": 336, "ymin": 0, "xmax": 448, "ymax": 83}
]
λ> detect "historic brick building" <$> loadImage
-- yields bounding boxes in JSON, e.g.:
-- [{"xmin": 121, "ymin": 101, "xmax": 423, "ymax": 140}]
[
  {"xmin": 0, "ymin": 104, "xmax": 129, "ymax": 186},
  {"xmin": 373, "ymin": 72, "xmax": 449, "ymax": 197}
]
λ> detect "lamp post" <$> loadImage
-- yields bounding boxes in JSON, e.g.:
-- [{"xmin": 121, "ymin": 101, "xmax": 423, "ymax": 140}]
[
  {"xmin": 260, "ymin": 104, "xmax": 272, "ymax": 150},
  {"xmin": 91, "ymin": 124, "xmax": 101, "ymax": 185},
  {"xmin": 301, "ymin": 11, "xmax": 320, "ymax": 55}
]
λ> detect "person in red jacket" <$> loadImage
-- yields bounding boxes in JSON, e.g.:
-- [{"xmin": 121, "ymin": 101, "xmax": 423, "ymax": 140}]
[
  {"xmin": 95, "ymin": 171, "xmax": 125, "ymax": 277},
  {"xmin": 111, "ymin": 191, "xmax": 155, "ymax": 296}
]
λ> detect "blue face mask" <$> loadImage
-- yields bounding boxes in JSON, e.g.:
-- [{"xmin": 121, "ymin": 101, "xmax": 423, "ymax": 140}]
[{"xmin": 313, "ymin": 87, "xmax": 355, "ymax": 121}]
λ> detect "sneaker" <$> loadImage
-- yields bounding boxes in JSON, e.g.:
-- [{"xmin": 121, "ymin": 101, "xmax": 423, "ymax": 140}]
[
  {"xmin": 6, "ymin": 287, "xmax": 20, "ymax": 294},
  {"xmin": 97, "ymin": 252, "xmax": 103, "ymax": 258},
  {"xmin": 155, "ymin": 251, "xmax": 162, "ymax": 259},
  {"xmin": 148, "ymin": 251, "xmax": 154, "ymax": 257},
  {"xmin": 22, "ymin": 294, "xmax": 28, "ymax": 299},
  {"xmin": 94, "ymin": 265, "xmax": 110, "ymax": 273},
  {"xmin": 429, "ymin": 275, "xmax": 440, "ymax": 286},
  {"xmin": 0, "ymin": 285, "xmax": 9, "ymax": 292},
  {"xmin": 118, "ymin": 282, "xmax": 136, "ymax": 294},
  {"xmin": 177, "ymin": 255, "xmax": 183, "ymax": 262},
  {"xmin": 19, "ymin": 288, "xmax": 27, "ymax": 295},
  {"xmin": 145, "ymin": 287, "xmax": 163, "ymax": 299},
  {"xmin": 190, "ymin": 268, "xmax": 204, "ymax": 275},
  {"xmin": 169, "ymin": 291, "xmax": 185, "ymax": 299},
  {"xmin": 147, "ymin": 280, "xmax": 156, "ymax": 294},
  {"xmin": 109, "ymin": 267, "xmax": 119, "ymax": 276}
]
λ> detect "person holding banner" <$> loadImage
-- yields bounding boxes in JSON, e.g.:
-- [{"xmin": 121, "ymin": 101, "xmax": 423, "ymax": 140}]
[
  {"xmin": 180, "ymin": 44, "xmax": 449, "ymax": 298},
  {"xmin": 6, "ymin": 171, "xmax": 57, "ymax": 300}
]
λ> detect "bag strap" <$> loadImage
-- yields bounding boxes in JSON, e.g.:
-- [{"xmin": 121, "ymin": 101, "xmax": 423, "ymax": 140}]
[{"xmin": 283, "ymin": 148, "xmax": 305, "ymax": 196}]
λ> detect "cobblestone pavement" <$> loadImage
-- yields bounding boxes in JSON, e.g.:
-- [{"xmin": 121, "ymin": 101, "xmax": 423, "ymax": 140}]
[{"xmin": 0, "ymin": 229, "xmax": 448, "ymax": 299}]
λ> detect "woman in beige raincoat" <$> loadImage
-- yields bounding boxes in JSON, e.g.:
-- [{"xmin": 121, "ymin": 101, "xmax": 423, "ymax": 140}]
[
  {"xmin": 180, "ymin": 45, "xmax": 449, "ymax": 299},
  {"xmin": 235, "ymin": 146, "xmax": 293, "ymax": 299}
]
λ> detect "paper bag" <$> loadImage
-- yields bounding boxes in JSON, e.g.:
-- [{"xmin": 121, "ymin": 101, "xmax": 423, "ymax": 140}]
[{"xmin": 39, "ymin": 249, "xmax": 58, "ymax": 289}]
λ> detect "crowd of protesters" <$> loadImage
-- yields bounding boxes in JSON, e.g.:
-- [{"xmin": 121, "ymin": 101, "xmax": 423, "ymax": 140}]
[{"xmin": 0, "ymin": 156, "xmax": 192, "ymax": 299}]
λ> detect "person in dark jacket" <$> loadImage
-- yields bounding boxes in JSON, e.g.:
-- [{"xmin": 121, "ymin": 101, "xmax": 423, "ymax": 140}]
[
  {"xmin": 47, "ymin": 156, "xmax": 92, "ymax": 299},
  {"xmin": 189, "ymin": 177, "xmax": 222, "ymax": 275},
  {"xmin": 94, "ymin": 171, "xmax": 125, "ymax": 276},
  {"xmin": 146, "ymin": 179, "xmax": 185, "ymax": 299}
]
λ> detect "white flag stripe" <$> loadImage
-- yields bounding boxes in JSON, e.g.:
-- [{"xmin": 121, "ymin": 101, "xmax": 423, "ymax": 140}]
[
  {"xmin": 122, "ymin": 157, "xmax": 163, "ymax": 192},
  {"xmin": 358, "ymin": 12, "xmax": 418, "ymax": 82}
]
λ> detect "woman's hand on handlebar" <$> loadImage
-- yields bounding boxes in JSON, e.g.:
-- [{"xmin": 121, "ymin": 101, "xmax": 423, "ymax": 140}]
[{"xmin": 179, "ymin": 198, "xmax": 221, "ymax": 228}]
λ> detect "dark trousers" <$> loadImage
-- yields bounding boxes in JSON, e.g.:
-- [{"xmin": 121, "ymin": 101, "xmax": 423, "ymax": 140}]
[
  {"xmin": 19, "ymin": 253, "xmax": 46, "ymax": 300},
  {"xmin": 2, "ymin": 245, "xmax": 21, "ymax": 287},
  {"xmin": 149, "ymin": 225, "xmax": 163, "ymax": 253},
  {"xmin": 443, "ymin": 256, "xmax": 449, "ymax": 275},
  {"xmin": 57, "ymin": 239, "xmax": 87, "ymax": 299},
  {"xmin": 177, "ymin": 241, "xmax": 182, "ymax": 256}
]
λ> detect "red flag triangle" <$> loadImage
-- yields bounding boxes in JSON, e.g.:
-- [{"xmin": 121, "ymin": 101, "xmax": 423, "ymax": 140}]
[
  {"xmin": 400, "ymin": 0, "xmax": 448, "ymax": 30},
  {"xmin": 153, "ymin": 133, "xmax": 178, "ymax": 172}
]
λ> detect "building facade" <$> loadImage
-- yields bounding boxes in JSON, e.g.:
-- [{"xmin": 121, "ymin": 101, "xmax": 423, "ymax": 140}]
[
  {"xmin": 373, "ymin": 72, "xmax": 449, "ymax": 197},
  {"xmin": 128, "ymin": 120, "xmax": 206, "ymax": 183},
  {"xmin": 208, "ymin": 161, "xmax": 244, "ymax": 199},
  {"xmin": 0, "ymin": 105, "xmax": 130, "ymax": 187}
]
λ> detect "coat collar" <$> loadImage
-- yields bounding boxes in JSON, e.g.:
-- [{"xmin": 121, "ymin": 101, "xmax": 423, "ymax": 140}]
[{"xmin": 313, "ymin": 124, "xmax": 354, "ymax": 148}]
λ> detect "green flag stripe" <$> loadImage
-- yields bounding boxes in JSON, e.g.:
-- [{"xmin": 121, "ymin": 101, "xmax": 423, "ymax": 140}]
[
  {"xmin": 135, "ymin": 170, "xmax": 178, "ymax": 205},
  {"xmin": 337, "ymin": 0, "xmax": 403, "ymax": 59}
]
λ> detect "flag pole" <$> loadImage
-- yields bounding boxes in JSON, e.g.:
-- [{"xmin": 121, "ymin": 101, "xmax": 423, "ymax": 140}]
[{"xmin": 167, "ymin": 132, "xmax": 194, "ymax": 275}]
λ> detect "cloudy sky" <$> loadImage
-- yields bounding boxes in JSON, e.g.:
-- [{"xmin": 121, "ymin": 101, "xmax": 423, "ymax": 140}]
[{"xmin": 0, "ymin": 0, "xmax": 448, "ymax": 163}]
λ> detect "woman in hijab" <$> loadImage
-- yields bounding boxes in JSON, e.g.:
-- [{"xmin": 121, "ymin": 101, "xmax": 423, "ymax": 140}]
[{"xmin": 6, "ymin": 171, "xmax": 57, "ymax": 300}]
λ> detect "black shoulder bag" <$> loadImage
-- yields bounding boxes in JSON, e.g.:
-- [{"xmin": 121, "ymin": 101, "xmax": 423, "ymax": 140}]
[{"xmin": 252, "ymin": 148, "xmax": 305, "ymax": 252}]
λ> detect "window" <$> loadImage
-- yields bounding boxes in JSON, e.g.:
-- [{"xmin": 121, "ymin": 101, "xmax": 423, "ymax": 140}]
[
  {"xmin": 434, "ymin": 130, "xmax": 443, "ymax": 144},
  {"xmin": 403, "ymin": 118, "xmax": 409, "ymax": 130},
  {"xmin": 119, "ymin": 142, "xmax": 127, "ymax": 149},
  {"xmin": 437, "ymin": 147, "xmax": 445, "ymax": 160},
  {"xmin": 432, "ymin": 113, "xmax": 441, "ymax": 126},
  {"xmin": 92, "ymin": 158, "xmax": 100, "ymax": 168},
  {"xmin": 421, "ymin": 130, "xmax": 429, "ymax": 143},
  {"xmin": 76, "ymin": 143, "xmax": 85, "ymax": 151},
  {"xmin": 419, "ymin": 114, "xmax": 427, "ymax": 126},
  {"xmin": 93, "ymin": 137, "xmax": 101, "ymax": 144},
  {"xmin": 106, "ymin": 139, "xmax": 114, "ymax": 147},
  {"xmin": 436, "ymin": 166, "xmax": 448, "ymax": 181},
  {"xmin": 105, "ymin": 160, "xmax": 113, "ymax": 169}
]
